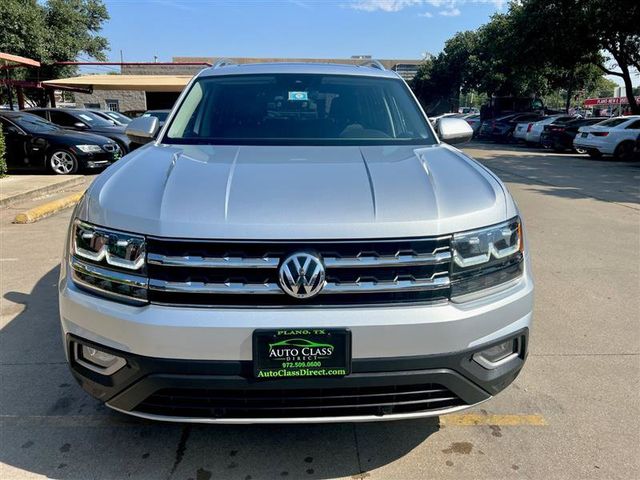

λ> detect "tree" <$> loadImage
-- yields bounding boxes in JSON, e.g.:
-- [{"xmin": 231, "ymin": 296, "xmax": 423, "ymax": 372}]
[
  {"xmin": 515, "ymin": 0, "xmax": 640, "ymax": 113},
  {"xmin": 0, "ymin": 0, "xmax": 109, "ymax": 106}
]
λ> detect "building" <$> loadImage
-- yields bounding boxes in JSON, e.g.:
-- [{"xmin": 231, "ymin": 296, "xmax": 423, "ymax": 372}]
[{"xmin": 72, "ymin": 56, "xmax": 424, "ymax": 112}]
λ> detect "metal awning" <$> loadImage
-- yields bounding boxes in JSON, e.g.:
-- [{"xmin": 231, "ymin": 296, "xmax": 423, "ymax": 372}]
[
  {"xmin": 42, "ymin": 74, "xmax": 193, "ymax": 92},
  {"xmin": 0, "ymin": 52, "xmax": 41, "ymax": 69}
]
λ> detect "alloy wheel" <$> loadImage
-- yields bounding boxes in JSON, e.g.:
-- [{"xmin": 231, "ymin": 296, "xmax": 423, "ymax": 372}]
[{"xmin": 50, "ymin": 151, "xmax": 77, "ymax": 175}]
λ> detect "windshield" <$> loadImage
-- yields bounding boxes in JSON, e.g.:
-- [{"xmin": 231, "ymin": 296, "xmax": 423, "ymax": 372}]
[
  {"xmin": 165, "ymin": 74, "xmax": 435, "ymax": 146},
  {"xmin": 13, "ymin": 114, "xmax": 59, "ymax": 133},
  {"xmin": 106, "ymin": 111, "xmax": 131, "ymax": 124},
  {"xmin": 76, "ymin": 111, "xmax": 115, "ymax": 128},
  {"xmin": 143, "ymin": 111, "xmax": 169, "ymax": 122},
  {"xmin": 595, "ymin": 118, "xmax": 626, "ymax": 127}
]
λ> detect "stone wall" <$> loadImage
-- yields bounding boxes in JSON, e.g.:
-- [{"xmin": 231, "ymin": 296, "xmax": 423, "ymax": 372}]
[{"xmin": 73, "ymin": 89, "xmax": 146, "ymax": 112}]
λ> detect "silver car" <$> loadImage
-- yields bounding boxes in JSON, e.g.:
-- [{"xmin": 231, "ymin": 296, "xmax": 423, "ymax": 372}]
[{"xmin": 59, "ymin": 62, "xmax": 533, "ymax": 423}]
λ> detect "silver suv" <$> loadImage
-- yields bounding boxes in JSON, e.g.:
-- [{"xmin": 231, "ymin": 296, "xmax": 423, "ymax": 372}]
[{"xmin": 59, "ymin": 62, "xmax": 533, "ymax": 423}]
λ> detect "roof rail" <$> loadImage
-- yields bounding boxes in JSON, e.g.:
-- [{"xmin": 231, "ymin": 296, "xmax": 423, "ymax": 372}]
[
  {"xmin": 358, "ymin": 59, "xmax": 386, "ymax": 71},
  {"xmin": 213, "ymin": 58, "xmax": 237, "ymax": 69}
]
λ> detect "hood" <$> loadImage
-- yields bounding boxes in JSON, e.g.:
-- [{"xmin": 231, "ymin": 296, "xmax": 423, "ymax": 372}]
[
  {"xmin": 80, "ymin": 144, "xmax": 510, "ymax": 239},
  {"xmin": 42, "ymin": 129, "xmax": 117, "ymax": 145}
]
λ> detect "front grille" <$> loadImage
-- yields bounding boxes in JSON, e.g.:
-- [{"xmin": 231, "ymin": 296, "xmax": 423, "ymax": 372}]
[
  {"xmin": 103, "ymin": 143, "xmax": 118, "ymax": 152},
  {"xmin": 146, "ymin": 236, "xmax": 452, "ymax": 307},
  {"xmin": 134, "ymin": 383, "xmax": 464, "ymax": 419}
]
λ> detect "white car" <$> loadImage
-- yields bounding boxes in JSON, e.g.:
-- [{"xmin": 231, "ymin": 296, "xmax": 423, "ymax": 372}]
[
  {"xmin": 525, "ymin": 115, "xmax": 577, "ymax": 144},
  {"xmin": 513, "ymin": 121, "xmax": 531, "ymax": 142},
  {"xmin": 574, "ymin": 116, "xmax": 640, "ymax": 159}
]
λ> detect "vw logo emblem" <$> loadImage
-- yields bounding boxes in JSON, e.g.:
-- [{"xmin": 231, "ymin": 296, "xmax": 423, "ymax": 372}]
[{"xmin": 278, "ymin": 252, "xmax": 326, "ymax": 299}]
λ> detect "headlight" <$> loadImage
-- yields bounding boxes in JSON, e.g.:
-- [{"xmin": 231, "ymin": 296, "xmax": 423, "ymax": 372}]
[
  {"xmin": 74, "ymin": 144, "xmax": 103, "ymax": 153},
  {"xmin": 451, "ymin": 217, "xmax": 524, "ymax": 299},
  {"xmin": 69, "ymin": 220, "xmax": 147, "ymax": 304}
]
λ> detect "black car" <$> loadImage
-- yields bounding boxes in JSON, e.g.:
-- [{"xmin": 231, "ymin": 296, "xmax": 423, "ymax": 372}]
[
  {"xmin": 478, "ymin": 112, "xmax": 544, "ymax": 142},
  {"xmin": 88, "ymin": 109, "xmax": 132, "ymax": 126},
  {"xmin": 0, "ymin": 111, "xmax": 119, "ymax": 175},
  {"xmin": 26, "ymin": 108, "xmax": 132, "ymax": 153},
  {"xmin": 540, "ymin": 117, "xmax": 609, "ymax": 152}
]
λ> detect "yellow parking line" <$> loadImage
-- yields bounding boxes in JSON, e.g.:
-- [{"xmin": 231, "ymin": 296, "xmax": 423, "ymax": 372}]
[{"xmin": 441, "ymin": 414, "xmax": 547, "ymax": 426}]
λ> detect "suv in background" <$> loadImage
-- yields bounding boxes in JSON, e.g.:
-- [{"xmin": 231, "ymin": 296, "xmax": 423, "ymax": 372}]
[
  {"xmin": 60, "ymin": 62, "xmax": 533, "ymax": 423},
  {"xmin": 27, "ymin": 108, "xmax": 132, "ymax": 153}
]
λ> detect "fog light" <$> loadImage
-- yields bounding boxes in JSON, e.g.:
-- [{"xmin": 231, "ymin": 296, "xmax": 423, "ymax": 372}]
[
  {"xmin": 473, "ymin": 339, "xmax": 519, "ymax": 369},
  {"xmin": 74, "ymin": 343, "xmax": 126, "ymax": 375}
]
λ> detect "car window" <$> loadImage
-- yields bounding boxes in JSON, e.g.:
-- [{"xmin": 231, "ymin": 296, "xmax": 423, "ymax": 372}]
[
  {"xmin": 50, "ymin": 111, "xmax": 80, "ymax": 127},
  {"xmin": 76, "ymin": 111, "xmax": 115, "ymax": 127},
  {"xmin": 143, "ymin": 111, "xmax": 169, "ymax": 122},
  {"xmin": 11, "ymin": 114, "xmax": 59, "ymax": 133},
  {"xmin": 625, "ymin": 120, "xmax": 640, "ymax": 129},
  {"xmin": 596, "ymin": 118, "xmax": 627, "ymax": 128},
  {"xmin": 166, "ymin": 74, "xmax": 435, "ymax": 146},
  {"xmin": 28, "ymin": 110, "xmax": 48, "ymax": 120}
]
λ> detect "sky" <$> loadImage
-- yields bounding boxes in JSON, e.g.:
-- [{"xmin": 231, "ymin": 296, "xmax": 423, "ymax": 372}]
[
  {"xmin": 93, "ymin": 0, "xmax": 634, "ymax": 88},
  {"xmin": 97, "ymin": 0, "xmax": 506, "ymax": 64}
]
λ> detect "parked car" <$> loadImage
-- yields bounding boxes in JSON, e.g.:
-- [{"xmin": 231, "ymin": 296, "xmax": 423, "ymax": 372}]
[
  {"xmin": 88, "ymin": 109, "xmax": 132, "ymax": 126},
  {"xmin": 464, "ymin": 113, "xmax": 481, "ymax": 136},
  {"xmin": 123, "ymin": 109, "xmax": 145, "ymax": 118},
  {"xmin": 524, "ymin": 115, "xmax": 578, "ymax": 145},
  {"xmin": 26, "ymin": 108, "xmax": 132, "ymax": 153},
  {"xmin": 540, "ymin": 117, "xmax": 609, "ymax": 153},
  {"xmin": 479, "ymin": 112, "xmax": 544, "ymax": 142},
  {"xmin": 60, "ymin": 62, "xmax": 532, "ymax": 424},
  {"xmin": 574, "ymin": 115, "xmax": 640, "ymax": 160},
  {"xmin": 0, "ymin": 111, "xmax": 119, "ymax": 174},
  {"xmin": 141, "ymin": 109, "xmax": 171, "ymax": 129}
]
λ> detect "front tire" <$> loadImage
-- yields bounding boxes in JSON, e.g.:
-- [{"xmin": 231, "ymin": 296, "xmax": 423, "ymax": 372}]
[{"xmin": 49, "ymin": 150, "xmax": 79, "ymax": 175}]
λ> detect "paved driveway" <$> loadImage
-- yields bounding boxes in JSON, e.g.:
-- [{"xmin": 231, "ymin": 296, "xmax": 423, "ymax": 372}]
[{"xmin": 1, "ymin": 144, "xmax": 638, "ymax": 479}]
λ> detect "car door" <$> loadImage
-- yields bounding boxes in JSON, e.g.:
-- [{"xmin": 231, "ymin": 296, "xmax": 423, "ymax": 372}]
[{"xmin": 0, "ymin": 117, "xmax": 29, "ymax": 168}]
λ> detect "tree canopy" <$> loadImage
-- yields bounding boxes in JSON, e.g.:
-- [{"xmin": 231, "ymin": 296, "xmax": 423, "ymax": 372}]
[
  {"xmin": 412, "ymin": 0, "xmax": 639, "ymax": 114},
  {"xmin": 0, "ymin": 0, "xmax": 109, "ymax": 106}
]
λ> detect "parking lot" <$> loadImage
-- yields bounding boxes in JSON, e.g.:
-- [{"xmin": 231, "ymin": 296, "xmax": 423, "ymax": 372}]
[{"xmin": 0, "ymin": 143, "xmax": 638, "ymax": 479}]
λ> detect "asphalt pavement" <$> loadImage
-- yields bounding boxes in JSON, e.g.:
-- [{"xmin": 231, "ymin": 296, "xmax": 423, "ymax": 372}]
[{"xmin": 0, "ymin": 143, "xmax": 638, "ymax": 479}]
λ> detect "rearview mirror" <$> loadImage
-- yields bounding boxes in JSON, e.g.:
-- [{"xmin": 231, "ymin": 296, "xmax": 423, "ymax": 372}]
[
  {"xmin": 74, "ymin": 122, "xmax": 87, "ymax": 129},
  {"xmin": 125, "ymin": 116, "xmax": 159, "ymax": 144},
  {"xmin": 436, "ymin": 117, "xmax": 473, "ymax": 145}
]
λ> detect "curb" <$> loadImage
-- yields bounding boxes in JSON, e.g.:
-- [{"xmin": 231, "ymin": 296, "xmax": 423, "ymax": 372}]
[
  {"xmin": 13, "ymin": 191, "xmax": 84, "ymax": 224},
  {"xmin": 0, "ymin": 176, "xmax": 86, "ymax": 208}
]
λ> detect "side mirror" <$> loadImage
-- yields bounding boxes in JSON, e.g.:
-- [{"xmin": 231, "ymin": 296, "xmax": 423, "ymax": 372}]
[
  {"xmin": 74, "ymin": 122, "xmax": 87, "ymax": 129},
  {"xmin": 437, "ymin": 117, "xmax": 473, "ymax": 145},
  {"xmin": 125, "ymin": 116, "xmax": 159, "ymax": 144}
]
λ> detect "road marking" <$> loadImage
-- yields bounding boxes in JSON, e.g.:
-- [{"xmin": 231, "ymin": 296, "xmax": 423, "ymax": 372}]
[
  {"xmin": 441, "ymin": 414, "xmax": 547, "ymax": 426},
  {"xmin": 0, "ymin": 258, "xmax": 19, "ymax": 262},
  {"xmin": 0, "ymin": 413, "xmax": 547, "ymax": 428}
]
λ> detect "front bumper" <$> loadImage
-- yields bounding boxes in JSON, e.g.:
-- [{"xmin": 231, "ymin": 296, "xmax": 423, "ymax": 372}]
[
  {"xmin": 59, "ymin": 255, "xmax": 534, "ymax": 423},
  {"xmin": 67, "ymin": 328, "xmax": 528, "ymax": 423}
]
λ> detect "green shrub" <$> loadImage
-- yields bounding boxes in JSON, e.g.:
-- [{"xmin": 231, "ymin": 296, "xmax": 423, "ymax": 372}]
[{"xmin": 0, "ymin": 123, "xmax": 6, "ymax": 177}]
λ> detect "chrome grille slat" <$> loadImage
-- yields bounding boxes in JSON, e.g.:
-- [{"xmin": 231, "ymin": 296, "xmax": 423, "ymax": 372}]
[
  {"xmin": 324, "ymin": 251, "xmax": 451, "ymax": 268},
  {"xmin": 148, "ymin": 275, "xmax": 450, "ymax": 295},
  {"xmin": 149, "ymin": 279, "xmax": 283, "ymax": 295},
  {"xmin": 147, "ymin": 253, "xmax": 279, "ymax": 269},
  {"xmin": 322, "ymin": 276, "xmax": 450, "ymax": 294}
]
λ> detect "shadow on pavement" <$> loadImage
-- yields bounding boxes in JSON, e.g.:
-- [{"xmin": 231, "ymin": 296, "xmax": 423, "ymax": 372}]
[
  {"xmin": 0, "ymin": 266, "xmax": 438, "ymax": 479},
  {"xmin": 465, "ymin": 141, "xmax": 640, "ymax": 206}
]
